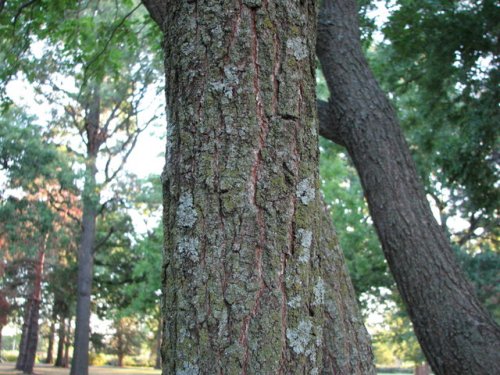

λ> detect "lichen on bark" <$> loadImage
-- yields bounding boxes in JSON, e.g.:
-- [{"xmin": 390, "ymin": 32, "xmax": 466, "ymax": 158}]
[{"xmin": 150, "ymin": 0, "xmax": 375, "ymax": 373}]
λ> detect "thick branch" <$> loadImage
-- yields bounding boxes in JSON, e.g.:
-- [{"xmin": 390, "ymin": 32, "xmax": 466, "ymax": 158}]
[
  {"xmin": 316, "ymin": 0, "xmax": 500, "ymax": 374},
  {"xmin": 317, "ymin": 99, "xmax": 345, "ymax": 146}
]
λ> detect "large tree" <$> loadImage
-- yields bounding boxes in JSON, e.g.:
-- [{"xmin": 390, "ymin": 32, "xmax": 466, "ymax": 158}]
[
  {"xmin": 142, "ymin": 0, "xmax": 374, "ymax": 373},
  {"xmin": 316, "ymin": 0, "xmax": 500, "ymax": 373}
]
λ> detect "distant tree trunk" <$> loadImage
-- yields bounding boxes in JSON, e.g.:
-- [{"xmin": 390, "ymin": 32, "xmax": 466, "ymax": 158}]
[
  {"xmin": 143, "ymin": 1, "xmax": 375, "ymax": 373},
  {"xmin": 415, "ymin": 362, "xmax": 430, "ymax": 375},
  {"xmin": 154, "ymin": 318, "xmax": 161, "ymax": 370},
  {"xmin": 316, "ymin": 0, "xmax": 500, "ymax": 374},
  {"xmin": 117, "ymin": 353, "xmax": 124, "ymax": 368},
  {"xmin": 45, "ymin": 320, "xmax": 55, "ymax": 364},
  {"xmin": 16, "ymin": 241, "xmax": 46, "ymax": 374},
  {"xmin": 0, "ymin": 324, "xmax": 3, "ymax": 360},
  {"xmin": 54, "ymin": 316, "xmax": 66, "ymax": 367},
  {"xmin": 63, "ymin": 318, "xmax": 71, "ymax": 368},
  {"xmin": 116, "ymin": 326, "xmax": 124, "ymax": 367},
  {"xmin": 70, "ymin": 85, "xmax": 101, "ymax": 375}
]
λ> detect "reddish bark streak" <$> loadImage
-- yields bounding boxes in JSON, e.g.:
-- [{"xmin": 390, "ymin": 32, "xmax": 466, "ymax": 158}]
[{"xmin": 240, "ymin": 8, "xmax": 270, "ymax": 373}]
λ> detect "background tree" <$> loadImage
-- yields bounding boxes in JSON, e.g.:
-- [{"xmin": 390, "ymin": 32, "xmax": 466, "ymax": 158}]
[{"xmin": 316, "ymin": 0, "xmax": 499, "ymax": 373}]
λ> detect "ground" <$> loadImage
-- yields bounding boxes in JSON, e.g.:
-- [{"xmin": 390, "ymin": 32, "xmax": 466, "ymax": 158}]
[
  {"xmin": 0, "ymin": 363, "xmax": 161, "ymax": 375},
  {"xmin": 0, "ymin": 362, "xmax": 413, "ymax": 375}
]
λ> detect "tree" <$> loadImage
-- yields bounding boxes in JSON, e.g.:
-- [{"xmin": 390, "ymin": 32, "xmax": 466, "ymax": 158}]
[
  {"xmin": 316, "ymin": 0, "xmax": 500, "ymax": 373},
  {"xmin": 0, "ymin": 105, "xmax": 78, "ymax": 374},
  {"xmin": 142, "ymin": 1, "xmax": 374, "ymax": 373},
  {"xmin": 109, "ymin": 317, "xmax": 144, "ymax": 367}
]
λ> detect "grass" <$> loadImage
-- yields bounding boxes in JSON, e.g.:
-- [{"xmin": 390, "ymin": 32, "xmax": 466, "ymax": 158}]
[{"xmin": 0, "ymin": 363, "xmax": 161, "ymax": 375}]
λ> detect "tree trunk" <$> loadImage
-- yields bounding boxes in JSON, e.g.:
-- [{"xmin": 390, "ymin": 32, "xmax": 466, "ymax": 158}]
[
  {"xmin": 415, "ymin": 362, "xmax": 430, "ymax": 375},
  {"xmin": 143, "ymin": 1, "xmax": 375, "ymax": 373},
  {"xmin": 318, "ymin": 201, "xmax": 374, "ymax": 374},
  {"xmin": 0, "ymin": 324, "xmax": 3, "ymax": 361},
  {"xmin": 16, "ymin": 243, "xmax": 46, "ymax": 374},
  {"xmin": 117, "ymin": 353, "xmax": 124, "ymax": 368},
  {"xmin": 46, "ymin": 320, "xmax": 55, "ymax": 364},
  {"xmin": 63, "ymin": 318, "xmax": 71, "ymax": 368},
  {"xmin": 54, "ymin": 316, "xmax": 66, "ymax": 367},
  {"xmin": 70, "ymin": 85, "xmax": 101, "ymax": 375},
  {"xmin": 316, "ymin": 1, "xmax": 500, "ymax": 374},
  {"xmin": 154, "ymin": 318, "xmax": 161, "ymax": 369}
]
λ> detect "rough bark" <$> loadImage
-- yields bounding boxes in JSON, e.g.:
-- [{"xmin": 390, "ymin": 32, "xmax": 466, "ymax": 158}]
[
  {"xmin": 146, "ymin": 1, "xmax": 375, "ymax": 373},
  {"xmin": 318, "ymin": 201, "xmax": 374, "ymax": 374},
  {"xmin": 70, "ymin": 86, "xmax": 101, "ymax": 375},
  {"xmin": 316, "ymin": 0, "xmax": 500, "ymax": 374},
  {"xmin": 16, "ymin": 242, "xmax": 46, "ymax": 374}
]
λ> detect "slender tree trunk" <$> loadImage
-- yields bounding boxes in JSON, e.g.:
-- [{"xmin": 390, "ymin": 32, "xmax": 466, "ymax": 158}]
[
  {"xmin": 16, "ymin": 241, "xmax": 46, "ymax": 374},
  {"xmin": 54, "ymin": 316, "xmax": 66, "ymax": 367},
  {"xmin": 415, "ymin": 362, "xmax": 430, "ymax": 375},
  {"xmin": 117, "ymin": 353, "xmax": 124, "ymax": 368},
  {"xmin": 15, "ymin": 302, "xmax": 30, "ymax": 370},
  {"xmin": 0, "ymin": 324, "xmax": 3, "ymax": 361},
  {"xmin": 154, "ymin": 317, "xmax": 161, "ymax": 369},
  {"xmin": 64, "ymin": 318, "xmax": 71, "ymax": 368},
  {"xmin": 143, "ymin": 1, "xmax": 375, "ymax": 373},
  {"xmin": 316, "ymin": 1, "xmax": 500, "ymax": 374},
  {"xmin": 70, "ymin": 86, "xmax": 101, "ymax": 375},
  {"xmin": 45, "ymin": 320, "xmax": 55, "ymax": 364}
]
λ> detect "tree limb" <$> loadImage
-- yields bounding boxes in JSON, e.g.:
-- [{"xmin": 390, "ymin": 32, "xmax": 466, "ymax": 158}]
[{"xmin": 317, "ymin": 99, "xmax": 346, "ymax": 147}]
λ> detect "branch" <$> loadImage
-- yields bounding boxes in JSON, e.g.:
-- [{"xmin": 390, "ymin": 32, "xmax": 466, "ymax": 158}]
[
  {"xmin": 13, "ymin": 0, "xmax": 39, "ymax": 27},
  {"xmin": 93, "ymin": 226, "xmax": 115, "ymax": 253},
  {"xmin": 82, "ymin": 2, "xmax": 142, "ymax": 83},
  {"xmin": 317, "ymin": 99, "xmax": 346, "ymax": 147}
]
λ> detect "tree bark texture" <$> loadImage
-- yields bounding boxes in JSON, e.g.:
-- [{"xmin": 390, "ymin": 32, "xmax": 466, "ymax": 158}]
[
  {"xmin": 70, "ymin": 86, "xmax": 101, "ymax": 375},
  {"xmin": 145, "ymin": 0, "xmax": 375, "ymax": 373},
  {"xmin": 16, "ymin": 242, "xmax": 46, "ymax": 374},
  {"xmin": 316, "ymin": 1, "xmax": 500, "ymax": 374}
]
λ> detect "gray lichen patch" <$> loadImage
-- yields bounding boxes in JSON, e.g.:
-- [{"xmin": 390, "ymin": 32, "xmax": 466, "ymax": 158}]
[
  {"xmin": 177, "ymin": 193, "xmax": 198, "ymax": 228},
  {"xmin": 313, "ymin": 278, "xmax": 326, "ymax": 306},
  {"xmin": 177, "ymin": 362, "xmax": 200, "ymax": 375},
  {"xmin": 287, "ymin": 295, "xmax": 302, "ymax": 308},
  {"xmin": 209, "ymin": 66, "xmax": 240, "ymax": 100},
  {"xmin": 243, "ymin": 0, "xmax": 262, "ymax": 7},
  {"xmin": 296, "ymin": 178, "xmax": 315, "ymax": 205},
  {"xmin": 297, "ymin": 229, "xmax": 312, "ymax": 263},
  {"xmin": 177, "ymin": 237, "xmax": 200, "ymax": 262},
  {"xmin": 286, "ymin": 319, "xmax": 312, "ymax": 354},
  {"xmin": 286, "ymin": 37, "xmax": 309, "ymax": 60}
]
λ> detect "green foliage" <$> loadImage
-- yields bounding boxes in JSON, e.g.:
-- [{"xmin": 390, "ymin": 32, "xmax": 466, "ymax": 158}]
[
  {"xmin": 0, "ymin": 0, "xmax": 162, "ymax": 101},
  {"xmin": 370, "ymin": 0, "xmax": 499, "ymax": 243},
  {"xmin": 454, "ymin": 245, "xmax": 500, "ymax": 321},
  {"xmin": 0, "ymin": 107, "xmax": 75, "ymax": 193}
]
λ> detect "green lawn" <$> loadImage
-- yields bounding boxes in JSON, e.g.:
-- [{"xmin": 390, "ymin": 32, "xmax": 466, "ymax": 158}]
[{"xmin": 0, "ymin": 363, "xmax": 161, "ymax": 375}]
